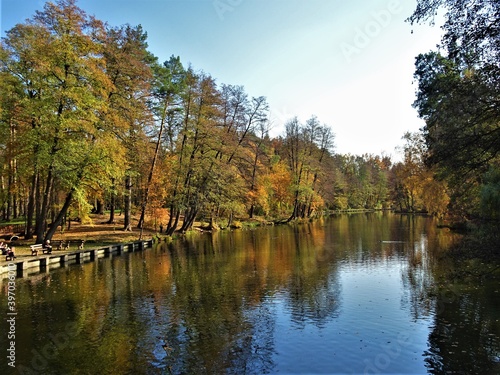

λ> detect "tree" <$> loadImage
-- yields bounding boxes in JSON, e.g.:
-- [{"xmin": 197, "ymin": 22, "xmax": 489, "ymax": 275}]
[
  {"xmin": 413, "ymin": 52, "xmax": 499, "ymax": 182},
  {"xmin": 266, "ymin": 156, "xmax": 293, "ymax": 218},
  {"xmin": 137, "ymin": 56, "xmax": 185, "ymax": 229},
  {"xmin": 163, "ymin": 69, "xmax": 226, "ymax": 233},
  {"xmin": 0, "ymin": 45, "xmax": 24, "ymax": 222},
  {"xmin": 480, "ymin": 165, "xmax": 500, "ymax": 220},
  {"xmin": 281, "ymin": 116, "xmax": 334, "ymax": 220},
  {"xmin": 0, "ymin": 0, "xmax": 156, "ymax": 241},
  {"xmin": 409, "ymin": 0, "xmax": 500, "ymax": 78},
  {"xmin": 393, "ymin": 132, "xmax": 449, "ymax": 217},
  {"xmin": 100, "ymin": 24, "xmax": 153, "ymax": 231},
  {"xmin": 1, "ymin": 0, "xmax": 118, "ymax": 242},
  {"xmin": 410, "ymin": 1, "xmax": 500, "ymax": 218},
  {"xmin": 216, "ymin": 85, "xmax": 269, "ymax": 219},
  {"xmin": 246, "ymin": 120, "xmax": 271, "ymax": 218}
]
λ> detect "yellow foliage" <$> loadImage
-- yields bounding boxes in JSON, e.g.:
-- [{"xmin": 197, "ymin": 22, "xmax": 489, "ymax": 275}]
[
  {"xmin": 269, "ymin": 161, "xmax": 293, "ymax": 205},
  {"xmin": 422, "ymin": 177, "xmax": 450, "ymax": 218}
]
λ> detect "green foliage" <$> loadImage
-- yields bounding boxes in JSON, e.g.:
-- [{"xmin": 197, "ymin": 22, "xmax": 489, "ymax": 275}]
[
  {"xmin": 409, "ymin": 0, "xmax": 500, "ymax": 75},
  {"xmin": 410, "ymin": 1, "xmax": 500, "ymax": 220},
  {"xmin": 481, "ymin": 167, "xmax": 500, "ymax": 220},
  {"xmin": 331, "ymin": 154, "xmax": 391, "ymax": 210},
  {"xmin": 0, "ymin": 0, "xmax": 153, "ymax": 238}
]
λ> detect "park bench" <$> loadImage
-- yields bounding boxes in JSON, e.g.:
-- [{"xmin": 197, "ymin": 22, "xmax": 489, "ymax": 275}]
[
  {"xmin": 30, "ymin": 240, "xmax": 85, "ymax": 256},
  {"xmin": 30, "ymin": 244, "xmax": 44, "ymax": 256}
]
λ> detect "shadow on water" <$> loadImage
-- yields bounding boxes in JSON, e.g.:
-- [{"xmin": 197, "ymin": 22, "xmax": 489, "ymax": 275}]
[{"xmin": 424, "ymin": 281, "xmax": 500, "ymax": 374}]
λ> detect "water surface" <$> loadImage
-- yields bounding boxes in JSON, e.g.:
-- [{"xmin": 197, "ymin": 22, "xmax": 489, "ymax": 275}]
[{"xmin": 1, "ymin": 213, "xmax": 499, "ymax": 374}]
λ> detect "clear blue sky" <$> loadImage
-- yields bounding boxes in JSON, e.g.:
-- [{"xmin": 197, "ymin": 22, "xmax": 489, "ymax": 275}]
[{"xmin": 1, "ymin": 0, "xmax": 442, "ymax": 159}]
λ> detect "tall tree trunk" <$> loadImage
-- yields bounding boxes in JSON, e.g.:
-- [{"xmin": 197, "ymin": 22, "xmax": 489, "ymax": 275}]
[
  {"xmin": 138, "ymin": 109, "xmax": 166, "ymax": 229},
  {"xmin": 11, "ymin": 158, "xmax": 18, "ymax": 218},
  {"xmin": 35, "ymin": 173, "xmax": 41, "ymax": 236},
  {"xmin": 95, "ymin": 199, "xmax": 104, "ymax": 215},
  {"xmin": 44, "ymin": 190, "xmax": 74, "ymax": 241},
  {"xmin": 287, "ymin": 191, "xmax": 300, "ymax": 222},
  {"xmin": 123, "ymin": 175, "xmax": 132, "ymax": 231},
  {"xmin": 26, "ymin": 116, "xmax": 40, "ymax": 239},
  {"xmin": 35, "ymin": 167, "xmax": 54, "ymax": 244},
  {"xmin": 305, "ymin": 171, "xmax": 320, "ymax": 218},
  {"xmin": 166, "ymin": 204, "xmax": 175, "ymax": 233},
  {"xmin": 36, "ymin": 114, "xmax": 61, "ymax": 243},
  {"xmin": 166, "ymin": 207, "xmax": 180, "ymax": 236},
  {"xmin": 106, "ymin": 178, "xmax": 116, "ymax": 224},
  {"xmin": 166, "ymin": 204, "xmax": 178, "ymax": 235},
  {"xmin": 7, "ymin": 160, "xmax": 13, "ymax": 221},
  {"xmin": 180, "ymin": 207, "xmax": 197, "ymax": 233},
  {"xmin": 6, "ymin": 119, "xmax": 18, "ymax": 221},
  {"xmin": 248, "ymin": 144, "xmax": 260, "ymax": 219}
]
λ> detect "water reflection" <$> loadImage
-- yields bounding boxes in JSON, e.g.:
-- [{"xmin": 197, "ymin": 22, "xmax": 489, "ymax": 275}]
[
  {"xmin": 424, "ymin": 283, "xmax": 500, "ymax": 374},
  {"xmin": 0, "ymin": 213, "xmax": 499, "ymax": 374}
]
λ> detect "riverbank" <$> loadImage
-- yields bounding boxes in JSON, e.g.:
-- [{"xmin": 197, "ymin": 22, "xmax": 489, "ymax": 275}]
[{"xmin": 0, "ymin": 209, "xmax": 427, "ymax": 257}]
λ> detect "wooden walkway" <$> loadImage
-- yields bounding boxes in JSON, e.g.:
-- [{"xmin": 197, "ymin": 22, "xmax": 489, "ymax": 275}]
[{"xmin": 0, "ymin": 239, "xmax": 153, "ymax": 278}]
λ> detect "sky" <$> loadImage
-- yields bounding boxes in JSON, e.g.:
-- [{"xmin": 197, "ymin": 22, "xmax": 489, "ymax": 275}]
[{"xmin": 1, "ymin": 0, "xmax": 443, "ymax": 159}]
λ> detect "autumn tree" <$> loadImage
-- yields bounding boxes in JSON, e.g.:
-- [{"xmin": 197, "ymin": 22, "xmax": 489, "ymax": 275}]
[
  {"xmin": 102, "ymin": 24, "xmax": 153, "ymax": 231},
  {"xmin": 0, "ymin": 45, "xmax": 25, "ymax": 221},
  {"xmin": 1, "ymin": 0, "xmax": 119, "ymax": 242},
  {"xmin": 263, "ymin": 155, "xmax": 293, "ymax": 218},
  {"xmin": 163, "ymin": 69, "xmax": 225, "ymax": 233},
  {"xmin": 101, "ymin": 24, "xmax": 153, "ymax": 227},
  {"xmin": 0, "ymin": 0, "xmax": 156, "ymax": 241},
  {"xmin": 392, "ymin": 132, "xmax": 449, "ymax": 217},
  {"xmin": 280, "ymin": 116, "xmax": 334, "ymax": 220},
  {"xmin": 246, "ymin": 120, "xmax": 272, "ymax": 218},
  {"xmin": 217, "ymin": 84, "xmax": 269, "ymax": 219},
  {"xmin": 137, "ymin": 56, "xmax": 184, "ymax": 229}
]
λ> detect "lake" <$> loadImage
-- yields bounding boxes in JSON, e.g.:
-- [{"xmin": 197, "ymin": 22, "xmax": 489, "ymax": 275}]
[{"xmin": 1, "ymin": 213, "xmax": 499, "ymax": 374}]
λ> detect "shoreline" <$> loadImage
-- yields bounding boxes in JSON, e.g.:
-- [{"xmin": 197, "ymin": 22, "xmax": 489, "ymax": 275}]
[{"xmin": 0, "ymin": 239, "xmax": 153, "ymax": 278}]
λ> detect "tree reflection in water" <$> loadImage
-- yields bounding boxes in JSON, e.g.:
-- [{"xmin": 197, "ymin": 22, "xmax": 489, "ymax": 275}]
[
  {"xmin": 424, "ymin": 283, "xmax": 500, "ymax": 374},
  {"xmin": 399, "ymin": 216, "xmax": 500, "ymax": 374},
  {"xmin": 2, "ymin": 213, "xmax": 499, "ymax": 374}
]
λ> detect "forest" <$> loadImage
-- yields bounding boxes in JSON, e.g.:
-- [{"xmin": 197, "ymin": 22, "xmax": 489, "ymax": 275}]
[{"xmin": 0, "ymin": 0, "xmax": 498, "ymax": 244}]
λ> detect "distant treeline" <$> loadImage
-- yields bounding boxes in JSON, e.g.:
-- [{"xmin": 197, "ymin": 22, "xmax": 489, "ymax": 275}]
[{"xmin": 1, "ymin": 0, "xmax": 498, "ymax": 243}]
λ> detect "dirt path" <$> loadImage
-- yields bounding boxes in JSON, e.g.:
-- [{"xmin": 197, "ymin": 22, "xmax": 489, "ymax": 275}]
[{"xmin": 1, "ymin": 214, "xmax": 158, "ymax": 259}]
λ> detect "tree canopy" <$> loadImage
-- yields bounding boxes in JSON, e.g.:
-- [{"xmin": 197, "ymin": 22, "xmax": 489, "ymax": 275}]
[{"xmin": 410, "ymin": 0, "xmax": 500, "ymax": 219}]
